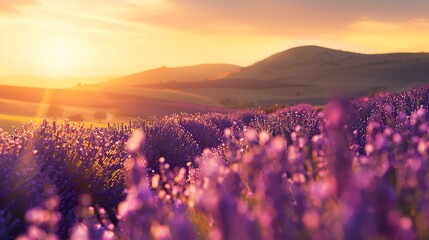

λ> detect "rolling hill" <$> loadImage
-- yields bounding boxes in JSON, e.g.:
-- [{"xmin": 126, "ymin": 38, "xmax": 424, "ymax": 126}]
[
  {"xmin": 226, "ymin": 45, "xmax": 429, "ymax": 86},
  {"xmin": 119, "ymin": 46, "xmax": 429, "ymax": 105},
  {"xmin": 0, "ymin": 75, "xmax": 114, "ymax": 88},
  {"xmin": 0, "ymin": 85, "xmax": 232, "ymax": 118},
  {"xmin": 2, "ymin": 45, "xmax": 429, "ymax": 129},
  {"xmin": 104, "ymin": 64, "xmax": 241, "ymax": 87},
  {"xmin": 134, "ymin": 46, "xmax": 429, "ymax": 89}
]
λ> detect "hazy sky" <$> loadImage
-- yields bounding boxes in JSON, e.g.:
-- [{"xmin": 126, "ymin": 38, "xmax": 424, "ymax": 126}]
[{"xmin": 1, "ymin": 0, "xmax": 429, "ymax": 78}]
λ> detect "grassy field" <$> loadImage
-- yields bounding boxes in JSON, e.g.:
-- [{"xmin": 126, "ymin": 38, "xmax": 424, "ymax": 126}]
[
  {"xmin": 0, "ymin": 114, "xmax": 111, "ymax": 133},
  {"xmin": 0, "ymin": 84, "xmax": 234, "ymax": 133},
  {"xmin": 0, "ymin": 114, "xmax": 35, "ymax": 132},
  {"xmin": 82, "ymin": 85, "xmax": 222, "ymax": 106}
]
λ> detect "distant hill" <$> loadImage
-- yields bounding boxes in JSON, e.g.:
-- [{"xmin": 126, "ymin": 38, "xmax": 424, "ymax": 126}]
[
  {"xmin": 94, "ymin": 46, "xmax": 429, "ymax": 107},
  {"xmin": 0, "ymin": 75, "xmax": 58, "ymax": 88},
  {"xmin": 104, "ymin": 64, "xmax": 241, "ymax": 87},
  {"xmin": 225, "ymin": 45, "xmax": 429, "ymax": 87},
  {"xmin": 133, "ymin": 46, "xmax": 429, "ymax": 91},
  {"xmin": 2, "ymin": 46, "xmax": 429, "ymax": 124},
  {"xmin": 0, "ymin": 75, "xmax": 113, "ymax": 88}
]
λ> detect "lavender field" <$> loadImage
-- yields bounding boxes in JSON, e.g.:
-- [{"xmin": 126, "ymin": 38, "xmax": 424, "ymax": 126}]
[{"xmin": 1, "ymin": 87, "xmax": 429, "ymax": 239}]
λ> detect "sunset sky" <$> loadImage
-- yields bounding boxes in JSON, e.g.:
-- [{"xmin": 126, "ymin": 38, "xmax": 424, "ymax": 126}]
[{"xmin": 1, "ymin": 0, "xmax": 429, "ymax": 79}]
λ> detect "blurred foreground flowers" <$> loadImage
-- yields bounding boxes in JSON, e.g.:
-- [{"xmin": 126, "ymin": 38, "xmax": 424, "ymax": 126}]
[{"xmin": 1, "ymin": 87, "xmax": 429, "ymax": 239}]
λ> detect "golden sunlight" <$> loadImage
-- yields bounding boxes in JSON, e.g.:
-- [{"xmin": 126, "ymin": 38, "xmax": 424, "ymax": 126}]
[
  {"xmin": 340, "ymin": 19, "xmax": 429, "ymax": 53},
  {"xmin": 36, "ymin": 36, "xmax": 86, "ymax": 77},
  {"xmin": 40, "ymin": 37, "xmax": 84, "ymax": 76}
]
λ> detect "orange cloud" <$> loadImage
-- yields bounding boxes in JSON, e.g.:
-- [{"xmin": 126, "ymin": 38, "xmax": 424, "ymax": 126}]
[
  {"xmin": 339, "ymin": 19, "xmax": 429, "ymax": 53},
  {"xmin": 116, "ymin": 0, "xmax": 429, "ymax": 36},
  {"xmin": 2, "ymin": 0, "xmax": 429, "ymax": 78},
  {"xmin": 16, "ymin": 1, "xmax": 429, "ymax": 37},
  {"xmin": 0, "ymin": 0, "xmax": 37, "ymax": 14}
]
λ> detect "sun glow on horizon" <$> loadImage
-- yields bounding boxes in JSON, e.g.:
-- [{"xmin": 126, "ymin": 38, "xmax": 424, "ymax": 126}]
[
  {"xmin": 36, "ymin": 36, "xmax": 86, "ymax": 78},
  {"xmin": 1, "ymin": 1, "xmax": 429, "ymax": 80}
]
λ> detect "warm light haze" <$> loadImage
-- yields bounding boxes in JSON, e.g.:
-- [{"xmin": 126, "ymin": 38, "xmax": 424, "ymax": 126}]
[
  {"xmin": 1, "ymin": 0, "xmax": 429, "ymax": 81},
  {"xmin": 3, "ymin": 2, "xmax": 429, "ymax": 239}
]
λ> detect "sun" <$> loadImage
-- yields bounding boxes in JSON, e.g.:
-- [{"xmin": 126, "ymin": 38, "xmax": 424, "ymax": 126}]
[{"xmin": 38, "ymin": 36, "xmax": 85, "ymax": 78}]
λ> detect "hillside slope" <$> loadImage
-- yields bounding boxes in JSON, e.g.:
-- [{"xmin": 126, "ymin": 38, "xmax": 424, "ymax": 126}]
[
  {"xmin": 225, "ymin": 45, "xmax": 429, "ymax": 87},
  {"xmin": 136, "ymin": 46, "xmax": 429, "ymax": 90},
  {"xmin": 104, "ymin": 64, "xmax": 241, "ymax": 86}
]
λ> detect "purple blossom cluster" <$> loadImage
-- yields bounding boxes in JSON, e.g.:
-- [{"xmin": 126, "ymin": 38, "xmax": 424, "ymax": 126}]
[
  {"xmin": 0, "ymin": 121, "xmax": 129, "ymax": 239},
  {"xmin": 1, "ymin": 86, "xmax": 429, "ymax": 239}
]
